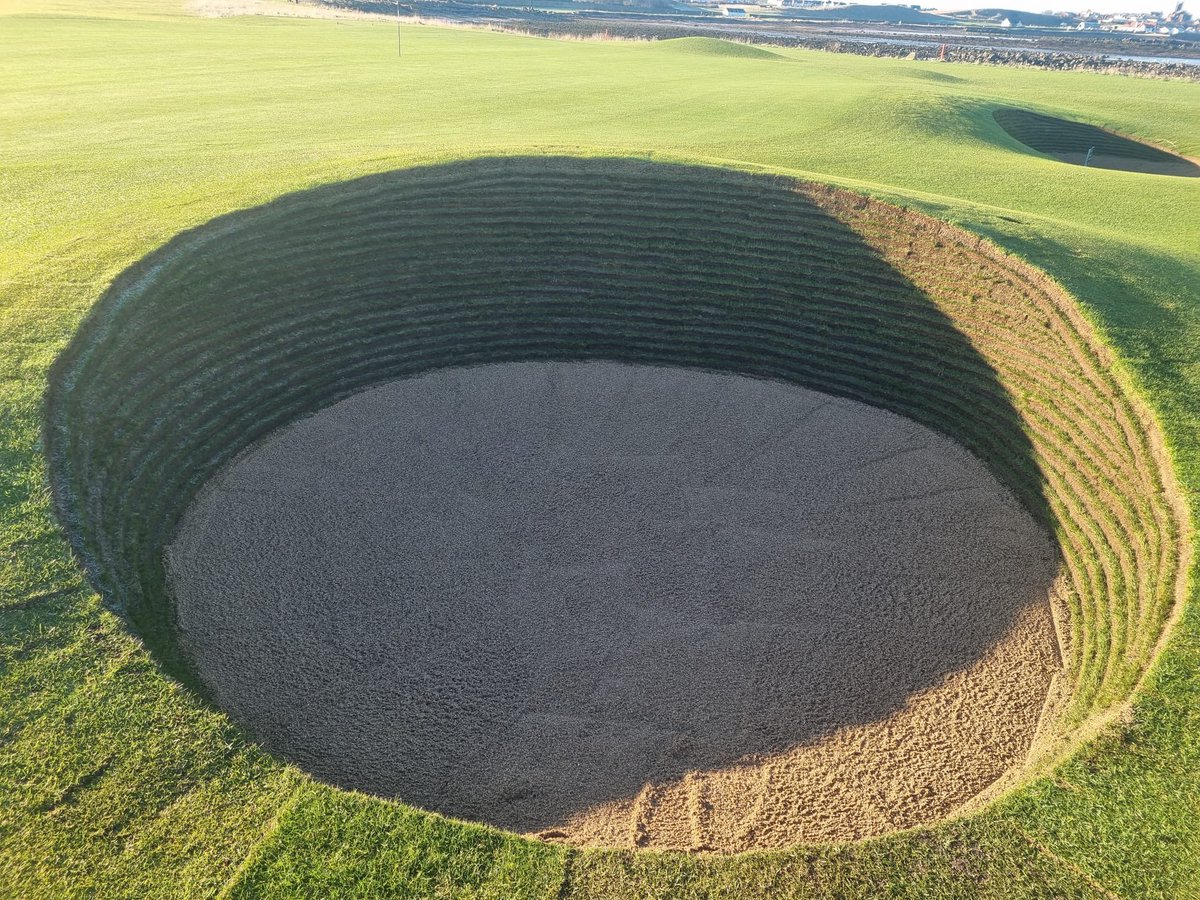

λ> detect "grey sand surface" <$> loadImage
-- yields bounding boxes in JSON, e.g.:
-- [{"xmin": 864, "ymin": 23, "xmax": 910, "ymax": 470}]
[{"xmin": 168, "ymin": 361, "xmax": 1060, "ymax": 850}]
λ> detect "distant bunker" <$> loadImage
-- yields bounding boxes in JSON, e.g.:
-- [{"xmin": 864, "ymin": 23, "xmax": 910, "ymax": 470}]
[
  {"xmin": 46, "ymin": 158, "xmax": 1185, "ymax": 853},
  {"xmin": 994, "ymin": 107, "xmax": 1200, "ymax": 176}
]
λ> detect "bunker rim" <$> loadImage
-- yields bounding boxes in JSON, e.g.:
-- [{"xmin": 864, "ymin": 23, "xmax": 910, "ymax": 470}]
[{"xmin": 42, "ymin": 156, "xmax": 1191, "ymax": 853}]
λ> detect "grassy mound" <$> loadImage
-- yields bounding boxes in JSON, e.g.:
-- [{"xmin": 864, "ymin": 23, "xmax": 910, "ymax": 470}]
[
  {"xmin": 659, "ymin": 37, "xmax": 784, "ymax": 60},
  {"xmin": 45, "ymin": 156, "xmax": 1184, "ymax": 824},
  {"xmin": 993, "ymin": 107, "xmax": 1200, "ymax": 176}
]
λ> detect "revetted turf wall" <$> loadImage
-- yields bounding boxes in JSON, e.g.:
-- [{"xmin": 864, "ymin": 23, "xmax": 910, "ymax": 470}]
[{"xmin": 44, "ymin": 157, "xmax": 1185, "ymax": 796}]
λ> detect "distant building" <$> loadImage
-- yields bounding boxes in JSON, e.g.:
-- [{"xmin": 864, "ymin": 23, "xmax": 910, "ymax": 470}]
[{"xmin": 723, "ymin": 5, "xmax": 748, "ymax": 15}]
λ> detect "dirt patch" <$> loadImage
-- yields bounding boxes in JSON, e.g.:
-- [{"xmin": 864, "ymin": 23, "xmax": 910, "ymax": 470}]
[{"xmin": 167, "ymin": 360, "xmax": 1059, "ymax": 851}]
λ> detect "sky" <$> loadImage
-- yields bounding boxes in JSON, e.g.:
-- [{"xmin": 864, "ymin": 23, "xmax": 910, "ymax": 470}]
[{"xmin": 937, "ymin": 0, "xmax": 1189, "ymax": 14}]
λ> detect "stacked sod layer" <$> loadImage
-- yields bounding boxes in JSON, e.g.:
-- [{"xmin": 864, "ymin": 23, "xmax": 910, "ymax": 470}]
[
  {"xmin": 45, "ymin": 157, "xmax": 1186, "ymax": 823},
  {"xmin": 993, "ymin": 107, "xmax": 1200, "ymax": 176}
]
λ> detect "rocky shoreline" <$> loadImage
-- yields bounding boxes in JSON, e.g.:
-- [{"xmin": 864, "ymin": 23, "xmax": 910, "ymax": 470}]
[
  {"xmin": 491, "ymin": 19, "xmax": 1200, "ymax": 80},
  {"xmin": 323, "ymin": 0, "xmax": 1200, "ymax": 80}
]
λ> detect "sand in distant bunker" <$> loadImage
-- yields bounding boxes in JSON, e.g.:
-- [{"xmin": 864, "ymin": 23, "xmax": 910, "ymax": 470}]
[{"xmin": 168, "ymin": 361, "xmax": 1060, "ymax": 851}]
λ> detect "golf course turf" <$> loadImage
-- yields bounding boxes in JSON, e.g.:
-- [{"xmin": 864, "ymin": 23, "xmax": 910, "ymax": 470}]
[{"xmin": 4, "ymin": 4, "xmax": 1200, "ymax": 897}]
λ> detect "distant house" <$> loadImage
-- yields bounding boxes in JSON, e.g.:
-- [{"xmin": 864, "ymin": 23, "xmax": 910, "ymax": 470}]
[{"xmin": 723, "ymin": 6, "xmax": 749, "ymax": 16}]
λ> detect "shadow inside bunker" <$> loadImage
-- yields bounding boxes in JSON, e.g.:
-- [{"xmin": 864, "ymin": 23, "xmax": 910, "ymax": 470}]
[
  {"xmin": 45, "ymin": 156, "xmax": 1060, "ymax": 837},
  {"xmin": 992, "ymin": 106, "xmax": 1200, "ymax": 177}
]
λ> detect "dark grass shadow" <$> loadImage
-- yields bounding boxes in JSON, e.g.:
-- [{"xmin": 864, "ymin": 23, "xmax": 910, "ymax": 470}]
[{"xmin": 44, "ymin": 156, "xmax": 1055, "ymax": 834}]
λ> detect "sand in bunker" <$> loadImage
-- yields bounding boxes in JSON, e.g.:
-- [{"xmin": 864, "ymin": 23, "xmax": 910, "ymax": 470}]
[{"xmin": 168, "ymin": 361, "xmax": 1060, "ymax": 851}]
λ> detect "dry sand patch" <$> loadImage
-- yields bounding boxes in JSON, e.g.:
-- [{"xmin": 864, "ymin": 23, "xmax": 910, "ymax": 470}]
[{"xmin": 167, "ymin": 360, "xmax": 1060, "ymax": 851}]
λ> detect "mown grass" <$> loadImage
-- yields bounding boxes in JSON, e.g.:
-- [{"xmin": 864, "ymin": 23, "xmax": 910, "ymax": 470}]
[{"xmin": 2, "ymin": 3, "xmax": 1200, "ymax": 897}]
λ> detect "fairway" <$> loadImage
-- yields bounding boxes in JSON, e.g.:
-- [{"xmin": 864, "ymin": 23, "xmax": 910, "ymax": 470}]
[{"xmin": 3, "ymin": 3, "xmax": 1200, "ymax": 898}]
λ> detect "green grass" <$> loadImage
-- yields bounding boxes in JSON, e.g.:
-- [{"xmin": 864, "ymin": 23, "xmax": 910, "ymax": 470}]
[{"xmin": 2, "ymin": 3, "xmax": 1200, "ymax": 896}]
